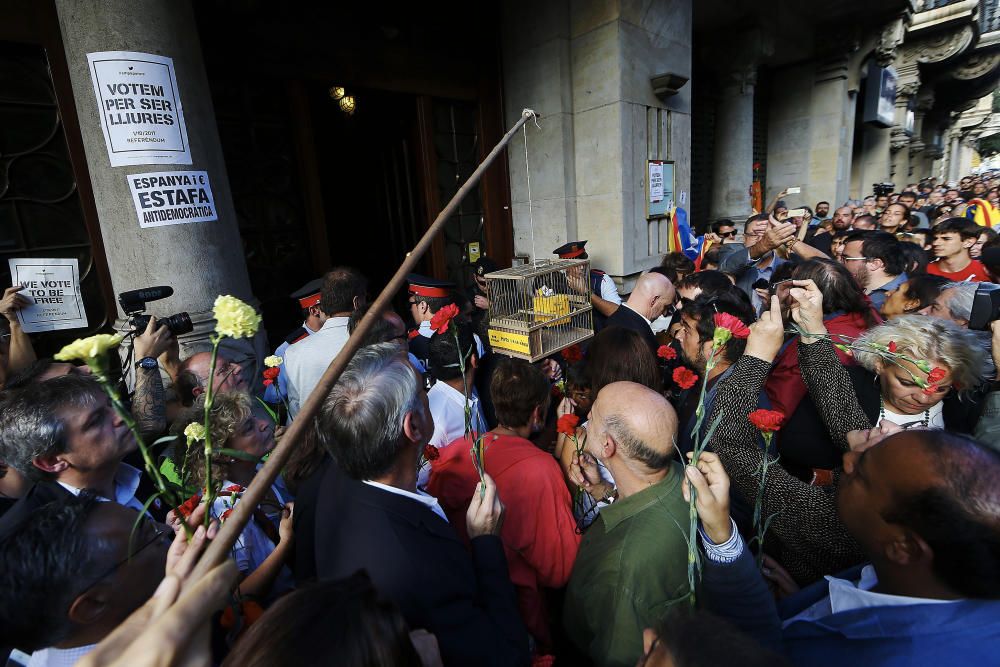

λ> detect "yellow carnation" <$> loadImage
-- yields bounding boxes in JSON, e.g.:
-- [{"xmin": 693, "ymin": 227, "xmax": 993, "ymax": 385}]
[
  {"xmin": 54, "ymin": 334, "xmax": 124, "ymax": 363},
  {"xmin": 183, "ymin": 422, "xmax": 206, "ymax": 445},
  {"xmin": 264, "ymin": 355, "xmax": 283, "ymax": 368},
  {"xmin": 213, "ymin": 295, "xmax": 261, "ymax": 339}
]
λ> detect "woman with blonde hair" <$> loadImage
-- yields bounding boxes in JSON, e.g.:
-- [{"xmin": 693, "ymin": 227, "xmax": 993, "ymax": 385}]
[{"xmin": 171, "ymin": 391, "xmax": 294, "ymax": 602}]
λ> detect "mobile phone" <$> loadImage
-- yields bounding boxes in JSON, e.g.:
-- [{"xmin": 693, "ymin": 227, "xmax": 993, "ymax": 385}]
[
  {"xmin": 786, "ymin": 186, "xmax": 801, "ymax": 195},
  {"xmin": 785, "ymin": 208, "xmax": 807, "ymax": 219},
  {"xmin": 771, "ymin": 279, "xmax": 794, "ymax": 301}
]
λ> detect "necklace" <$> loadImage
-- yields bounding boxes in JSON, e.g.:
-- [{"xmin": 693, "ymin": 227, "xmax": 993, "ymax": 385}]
[{"xmin": 879, "ymin": 396, "xmax": 930, "ymax": 428}]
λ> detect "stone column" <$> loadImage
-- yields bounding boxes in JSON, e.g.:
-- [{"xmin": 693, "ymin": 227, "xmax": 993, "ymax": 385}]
[
  {"xmin": 710, "ymin": 67, "xmax": 756, "ymax": 220},
  {"xmin": 947, "ymin": 129, "xmax": 963, "ymax": 182},
  {"xmin": 54, "ymin": 0, "xmax": 265, "ymax": 369}
]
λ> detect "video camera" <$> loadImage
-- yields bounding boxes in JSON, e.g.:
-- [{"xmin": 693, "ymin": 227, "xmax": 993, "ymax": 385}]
[
  {"xmin": 873, "ymin": 182, "xmax": 895, "ymax": 197},
  {"xmin": 118, "ymin": 286, "xmax": 193, "ymax": 336},
  {"xmin": 969, "ymin": 283, "xmax": 1000, "ymax": 331}
]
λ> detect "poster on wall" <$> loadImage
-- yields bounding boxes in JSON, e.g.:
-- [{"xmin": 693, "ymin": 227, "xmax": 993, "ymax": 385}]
[
  {"xmin": 87, "ymin": 51, "xmax": 191, "ymax": 167},
  {"xmin": 7, "ymin": 258, "xmax": 88, "ymax": 333},
  {"xmin": 127, "ymin": 170, "xmax": 218, "ymax": 228},
  {"xmin": 646, "ymin": 160, "xmax": 675, "ymax": 219}
]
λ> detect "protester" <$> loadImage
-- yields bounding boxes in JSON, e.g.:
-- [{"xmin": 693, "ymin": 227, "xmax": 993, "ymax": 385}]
[
  {"xmin": 0, "ymin": 492, "xmax": 188, "ymax": 664},
  {"xmin": 839, "ymin": 230, "xmax": 907, "ymax": 311},
  {"xmin": 0, "ymin": 286, "xmax": 36, "ymax": 388},
  {"xmin": 426, "ymin": 319, "xmax": 486, "ymax": 449},
  {"xmin": 311, "ymin": 343, "xmax": 529, "ymax": 665},
  {"xmin": 222, "ymin": 572, "xmax": 431, "ymax": 667},
  {"xmin": 427, "ymin": 358, "xmax": 579, "ymax": 652},
  {"xmin": 927, "ymin": 218, "xmax": 988, "ymax": 281},
  {"xmin": 0, "ymin": 375, "xmax": 156, "ymax": 541},
  {"xmin": 170, "ymin": 392, "xmax": 294, "ymax": 601},
  {"xmin": 563, "ymin": 381, "xmax": 689, "ymax": 667},
  {"xmin": 920, "ymin": 280, "xmax": 1000, "ymax": 328},
  {"xmin": 174, "ymin": 352, "xmax": 248, "ymax": 407},
  {"xmin": 881, "ymin": 274, "xmax": 949, "ymax": 319}
]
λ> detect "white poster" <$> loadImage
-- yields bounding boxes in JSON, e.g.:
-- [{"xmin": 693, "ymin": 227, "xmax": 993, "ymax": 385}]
[
  {"xmin": 649, "ymin": 162, "xmax": 665, "ymax": 203},
  {"xmin": 87, "ymin": 51, "xmax": 191, "ymax": 167},
  {"xmin": 7, "ymin": 258, "xmax": 88, "ymax": 333},
  {"xmin": 127, "ymin": 170, "xmax": 217, "ymax": 228}
]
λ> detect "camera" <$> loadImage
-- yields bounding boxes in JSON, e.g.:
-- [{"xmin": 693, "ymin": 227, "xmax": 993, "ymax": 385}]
[
  {"xmin": 873, "ymin": 182, "xmax": 895, "ymax": 197},
  {"xmin": 118, "ymin": 286, "xmax": 193, "ymax": 336},
  {"xmin": 969, "ymin": 283, "xmax": 1000, "ymax": 331}
]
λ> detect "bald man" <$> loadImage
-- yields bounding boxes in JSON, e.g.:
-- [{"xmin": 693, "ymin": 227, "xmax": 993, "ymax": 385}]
[
  {"xmin": 605, "ymin": 272, "xmax": 675, "ymax": 352},
  {"xmin": 563, "ymin": 381, "xmax": 690, "ymax": 667}
]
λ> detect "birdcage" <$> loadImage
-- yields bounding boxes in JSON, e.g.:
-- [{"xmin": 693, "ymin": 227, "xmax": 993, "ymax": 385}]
[{"xmin": 484, "ymin": 259, "xmax": 594, "ymax": 362}]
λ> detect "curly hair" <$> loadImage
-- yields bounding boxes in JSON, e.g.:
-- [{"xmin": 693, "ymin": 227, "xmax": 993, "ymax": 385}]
[
  {"xmin": 852, "ymin": 315, "xmax": 987, "ymax": 394},
  {"xmin": 170, "ymin": 391, "xmax": 254, "ymax": 488}
]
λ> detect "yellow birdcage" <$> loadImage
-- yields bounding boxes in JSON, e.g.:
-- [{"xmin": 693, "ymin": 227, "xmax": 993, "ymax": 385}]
[{"xmin": 484, "ymin": 259, "xmax": 594, "ymax": 362}]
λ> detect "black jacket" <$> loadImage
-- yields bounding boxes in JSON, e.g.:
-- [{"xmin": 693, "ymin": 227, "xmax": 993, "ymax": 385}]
[
  {"xmin": 605, "ymin": 305, "xmax": 658, "ymax": 353},
  {"xmin": 0, "ymin": 480, "xmax": 71, "ymax": 543},
  {"xmin": 313, "ymin": 462, "xmax": 529, "ymax": 666}
]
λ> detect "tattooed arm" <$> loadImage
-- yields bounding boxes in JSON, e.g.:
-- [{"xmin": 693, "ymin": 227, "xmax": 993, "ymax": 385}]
[{"xmin": 132, "ymin": 317, "xmax": 173, "ymax": 439}]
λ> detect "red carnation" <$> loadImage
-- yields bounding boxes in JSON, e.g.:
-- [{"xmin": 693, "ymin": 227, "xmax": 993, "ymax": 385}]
[
  {"xmin": 713, "ymin": 312, "xmax": 751, "ymax": 339},
  {"xmin": 221, "ymin": 508, "xmax": 233, "ymax": 522},
  {"xmin": 657, "ymin": 345, "xmax": 678, "ymax": 360},
  {"xmin": 407, "ymin": 329, "xmax": 419, "ymax": 340},
  {"xmin": 888, "ymin": 341, "xmax": 897, "ymax": 353},
  {"xmin": 927, "ymin": 367, "xmax": 946, "ymax": 384},
  {"xmin": 748, "ymin": 409, "xmax": 785, "ymax": 433},
  {"xmin": 562, "ymin": 344, "xmax": 583, "ymax": 363},
  {"xmin": 176, "ymin": 492, "xmax": 201, "ymax": 518},
  {"xmin": 223, "ymin": 484, "xmax": 244, "ymax": 494},
  {"xmin": 423, "ymin": 444, "xmax": 440, "ymax": 461},
  {"xmin": 557, "ymin": 413, "xmax": 580, "ymax": 435},
  {"xmin": 429, "ymin": 303, "xmax": 460, "ymax": 334},
  {"xmin": 673, "ymin": 366, "xmax": 699, "ymax": 390},
  {"xmin": 263, "ymin": 367, "xmax": 280, "ymax": 381}
]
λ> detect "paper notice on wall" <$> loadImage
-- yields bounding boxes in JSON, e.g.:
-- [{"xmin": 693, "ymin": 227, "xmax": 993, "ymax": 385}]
[
  {"xmin": 87, "ymin": 51, "xmax": 191, "ymax": 167},
  {"xmin": 8, "ymin": 258, "xmax": 88, "ymax": 333},
  {"xmin": 127, "ymin": 170, "xmax": 217, "ymax": 228},
  {"xmin": 649, "ymin": 162, "xmax": 665, "ymax": 203}
]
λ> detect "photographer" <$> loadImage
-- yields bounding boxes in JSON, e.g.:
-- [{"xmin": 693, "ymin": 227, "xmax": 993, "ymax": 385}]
[{"xmin": 130, "ymin": 316, "xmax": 175, "ymax": 440}]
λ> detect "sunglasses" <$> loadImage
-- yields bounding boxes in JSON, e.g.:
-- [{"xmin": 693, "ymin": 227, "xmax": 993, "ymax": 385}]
[{"xmin": 719, "ymin": 231, "xmax": 737, "ymax": 238}]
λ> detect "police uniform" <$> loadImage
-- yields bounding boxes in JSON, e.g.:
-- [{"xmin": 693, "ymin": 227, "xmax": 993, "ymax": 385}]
[
  {"xmin": 406, "ymin": 274, "xmax": 455, "ymax": 372},
  {"xmin": 553, "ymin": 240, "xmax": 621, "ymax": 331},
  {"xmin": 263, "ymin": 279, "xmax": 322, "ymax": 404},
  {"xmin": 467, "ymin": 257, "xmax": 498, "ymax": 352}
]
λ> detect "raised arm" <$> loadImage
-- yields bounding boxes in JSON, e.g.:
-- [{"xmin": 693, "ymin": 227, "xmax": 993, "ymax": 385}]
[
  {"xmin": 705, "ymin": 296, "xmax": 863, "ymax": 583},
  {"xmin": 791, "ymin": 279, "xmax": 872, "ymax": 450},
  {"xmin": 1, "ymin": 286, "xmax": 37, "ymax": 378}
]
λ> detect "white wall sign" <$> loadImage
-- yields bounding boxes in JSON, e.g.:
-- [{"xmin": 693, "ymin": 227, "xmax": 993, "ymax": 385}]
[
  {"xmin": 649, "ymin": 162, "xmax": 665, "ymax": 203},
  {"xmin": 87, "ymin": 51, "xmax": 191, "ymax": 167},
  {"xmin": 127, "ymin": 170, "xmax": 217, "ymax": 228},
  {"xmin": 8, "ymin": 258, "xmax": 88, "ymax": 333}
]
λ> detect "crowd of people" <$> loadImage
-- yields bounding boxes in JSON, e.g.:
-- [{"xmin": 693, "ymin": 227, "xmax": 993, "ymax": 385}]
[{"xmin": 1, "ymin": 173, "xmax": 1000, "ymax": 666}]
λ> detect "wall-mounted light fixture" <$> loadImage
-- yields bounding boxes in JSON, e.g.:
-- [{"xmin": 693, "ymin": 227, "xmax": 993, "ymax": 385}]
[
  {"xmin": 339, "ymin": 95, "xmax": 356, "ymax": 115},
  {"xmin": 329, "ymin": 86, "xmax": 346, "ymax": 101}
]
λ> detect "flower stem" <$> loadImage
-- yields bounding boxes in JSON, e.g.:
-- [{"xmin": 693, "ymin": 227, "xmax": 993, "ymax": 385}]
[{"xmin": 202, "ymin": 338, "xmax": 221, "ymax": 529}]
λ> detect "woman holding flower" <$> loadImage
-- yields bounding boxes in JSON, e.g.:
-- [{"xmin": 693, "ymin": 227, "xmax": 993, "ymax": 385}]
[
  {"xmin": 171, "ymin": 391, "xmax": 294, "ymax": 601},
  {"xmin": 790, "ymin": 281, "xmax": 988, "ymax": 472}
]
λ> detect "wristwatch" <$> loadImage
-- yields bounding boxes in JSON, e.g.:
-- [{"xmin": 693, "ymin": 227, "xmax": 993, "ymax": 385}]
[{"xmin": 135, "ymin": 356, "xmax": 158, "ymax": 370}]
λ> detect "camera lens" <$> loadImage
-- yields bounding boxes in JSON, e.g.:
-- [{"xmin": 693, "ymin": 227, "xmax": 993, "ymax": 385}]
[{"xmin": 164, "ymin": 312, "xmax": 193, "ymax": 336}]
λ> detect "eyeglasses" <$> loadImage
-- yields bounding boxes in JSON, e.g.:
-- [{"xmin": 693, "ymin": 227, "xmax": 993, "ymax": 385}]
[
  {"xmin": 841, "ymin": 256, "xmax": 871, "ymax": 262},
  {"xmin": 0, "ymin": 332, "xmax": 10, "ymax": 344},
  {"xmin": 80, "ymin": 521, "xmax": 167, "ymax": 592}
]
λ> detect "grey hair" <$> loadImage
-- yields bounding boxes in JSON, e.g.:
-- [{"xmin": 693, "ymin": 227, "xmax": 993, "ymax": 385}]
[
  {"xmin": 0, "ymin": 374, "xmax": 105, "ymax": 481},
  {"xmin": 602, "ymin": 413, "xmax": 671, "ymax": 471},
  {"xmin": 941, "ymin": 282, "xmax": 985, "ymax": 322},
  {"xmin": 315, "ymin": 343, "xmax": 425, "ymax": 480},
  {"xmin": 852, "ymin": 315, "xmax": 987, "ymax": 394}
]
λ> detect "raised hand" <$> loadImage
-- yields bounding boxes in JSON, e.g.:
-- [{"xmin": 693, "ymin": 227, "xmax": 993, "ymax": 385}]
[
  {"xmin": 682, "ymin": 450, "xmax": 732, "ymax": 545},
  {"xmin": 788, "ymin": 279, "xmax": 825, "ymax": 341},
  {"xmin": 466, "ymin": 473, "xmax": 505, "ymax": 538},
  {"xmin": 745, "ymin": 295, "xmax": 785, "ymax": 364}
]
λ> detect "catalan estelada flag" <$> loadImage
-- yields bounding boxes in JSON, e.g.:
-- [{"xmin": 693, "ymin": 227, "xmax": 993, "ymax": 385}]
[{"xmin": 966, "ymin": 198, "xmax": 998, "ymax": 228}]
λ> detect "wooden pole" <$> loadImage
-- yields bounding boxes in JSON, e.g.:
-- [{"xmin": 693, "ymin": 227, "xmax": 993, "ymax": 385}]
[{"xmin": 186, "ymin": 108, "xmax": 539, "ymax": 583}]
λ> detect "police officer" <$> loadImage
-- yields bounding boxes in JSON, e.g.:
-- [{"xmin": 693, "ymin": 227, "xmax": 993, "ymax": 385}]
[
  {"xmin": 263, "ymin": 278, "xmax": 326, "ymax": 404},
  {"xmin": 467, "ymin": 257, "xmax": 498, "ymax": 352},
  {"xmin": 406, "ymin": 273, "xmax": 457, "ymax": 372},
  {"xmin": 553, "ymin": 240, "xmax": 622, "ymax": 331}
]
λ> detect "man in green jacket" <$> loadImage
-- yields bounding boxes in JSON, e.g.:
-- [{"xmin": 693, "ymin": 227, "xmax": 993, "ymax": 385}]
[{"xmin": 564, "ymin": 381, "xmax": 690, "ymax": 667}]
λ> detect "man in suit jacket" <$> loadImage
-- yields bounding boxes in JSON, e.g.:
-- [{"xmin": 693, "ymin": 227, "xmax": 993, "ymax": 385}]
[
  {"xmin": 605, "ymin": 271, "xmax": 675, "ymax": 353},
  {"xmin": 311, "ymin": 343, "xmax": 529, "ymax": 666},
  {"xmin": 689, "ymin": 432, "xmax": 1000, "ymax": 666}
]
